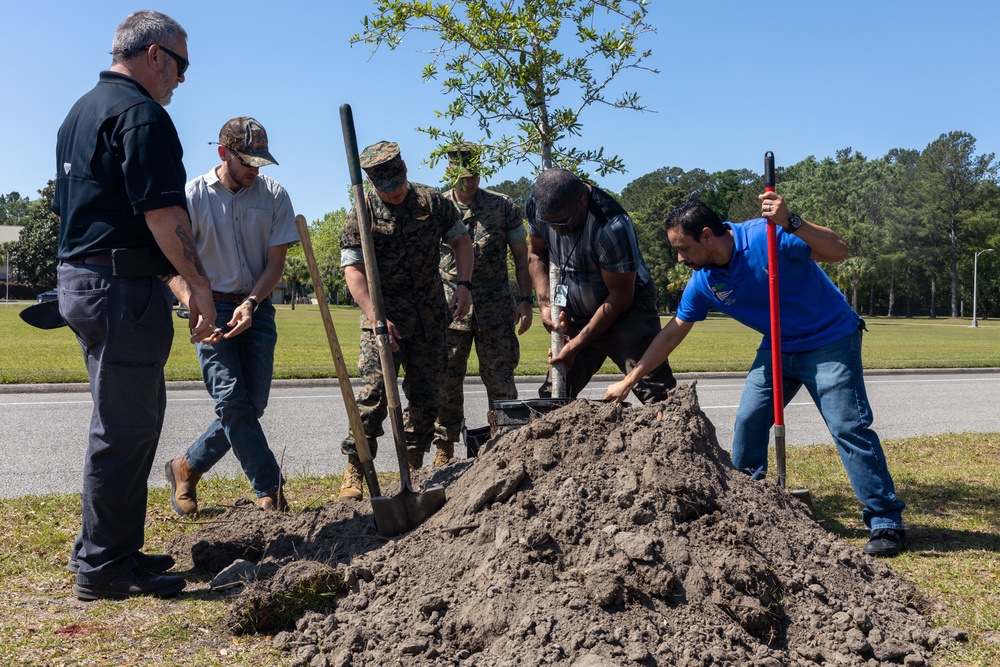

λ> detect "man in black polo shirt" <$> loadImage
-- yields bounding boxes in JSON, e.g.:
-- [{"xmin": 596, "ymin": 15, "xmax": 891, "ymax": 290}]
[{"xmin": 54, "ymin": 10, "xmax": 217, "ymax": 601}]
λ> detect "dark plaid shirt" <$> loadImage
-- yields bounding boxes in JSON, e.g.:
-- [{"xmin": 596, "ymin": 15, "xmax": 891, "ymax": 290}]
[{"xmin": 527, "ymin": 186, "xmax": 652, "ymax": 321}]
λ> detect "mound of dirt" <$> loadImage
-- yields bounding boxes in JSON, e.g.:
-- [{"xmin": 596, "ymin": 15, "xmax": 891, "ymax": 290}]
[{"xmin": 171, "ymin": 383, "xmax": 940, "ymax": 666}]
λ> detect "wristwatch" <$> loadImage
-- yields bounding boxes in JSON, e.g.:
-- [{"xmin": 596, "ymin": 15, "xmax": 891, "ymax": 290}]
[
  {"xmin": 785, "ymin": 213, "xmax": 804, "ymax": 234},
  {"xmin": 457, "ymin": 280, "xmax": 473, "ymax": 290},
  {"xmin": 243, "ymin": 296, "xmax": 260, "ymax": 312},
  {"xmin": 520, "ymin": 295, "xmax": 535, "ymax": 305}
]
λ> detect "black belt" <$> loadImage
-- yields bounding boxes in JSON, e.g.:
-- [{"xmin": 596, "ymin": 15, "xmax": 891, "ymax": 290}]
[
  {"xmin": 72, "ymin": 253, "xmax": 113, "ymax": 267},
  {"xmin": 212, "ymin": 291, "xmax": 250, "ymax": 305}
]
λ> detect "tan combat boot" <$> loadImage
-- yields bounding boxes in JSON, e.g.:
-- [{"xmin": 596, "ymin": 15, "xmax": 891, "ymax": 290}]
[
  {"xmin": 338, "ymin": 455, "xmax": 364, "ymax": 501},
  {"xmin": 165, "ymin": 456, "xmax": 201, "ymax": 516},
  {"xmin": 407, "ymin": 449, "xmax": 425, "ymax": 471},
  {"xmin": 432, "ymin": 441, "xmax": 454, "ymax": 466}
]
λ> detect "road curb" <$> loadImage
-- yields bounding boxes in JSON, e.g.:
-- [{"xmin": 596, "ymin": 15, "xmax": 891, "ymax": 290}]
[{"xmin": 3, "ymin": 367, "xmax": 1000, "ymax": 394}]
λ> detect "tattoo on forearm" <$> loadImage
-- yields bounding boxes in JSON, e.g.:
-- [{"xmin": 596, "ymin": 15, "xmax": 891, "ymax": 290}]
[{"xmin": 175, "ymin": 224, "xmax": 208, "ymax": 278}]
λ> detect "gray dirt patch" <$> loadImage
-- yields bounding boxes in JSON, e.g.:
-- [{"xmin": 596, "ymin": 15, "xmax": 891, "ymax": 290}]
[{"xmin": 170, "ymin": 382, "xmax": 939, "ymax": 666}]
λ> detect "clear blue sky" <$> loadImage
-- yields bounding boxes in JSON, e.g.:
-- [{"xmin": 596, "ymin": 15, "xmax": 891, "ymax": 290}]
[{"xmin": 3, "ymin": 1, "xmax": 999, "ymax": 225}]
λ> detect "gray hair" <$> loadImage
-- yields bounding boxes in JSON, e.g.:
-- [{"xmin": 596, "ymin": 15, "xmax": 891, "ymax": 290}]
[
  {"xmin": 533, "ymin": 168, "xmax": 585, "ymax": 218},
  {"xmin": 111, "ymin": 10, "xmax": 187, "ymax": 64}
]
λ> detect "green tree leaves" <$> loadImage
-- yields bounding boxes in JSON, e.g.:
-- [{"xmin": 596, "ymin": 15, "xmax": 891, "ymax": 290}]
[{"xmin": 352, "ymin": 0, "xmax": 658, "ymax": 180}]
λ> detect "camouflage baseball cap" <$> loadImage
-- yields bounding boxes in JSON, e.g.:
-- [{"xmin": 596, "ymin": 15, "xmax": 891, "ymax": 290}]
[
  {"xmin": 219, "ymin": 117, "xmax": 277, "ymax": 167},
  {"xmin": 359, "ymin": 141, "xmax": 406, "ymax": 192},
  {"xmin": 446, "ymin": 142, "xmax": 480, "ymax": 178}
]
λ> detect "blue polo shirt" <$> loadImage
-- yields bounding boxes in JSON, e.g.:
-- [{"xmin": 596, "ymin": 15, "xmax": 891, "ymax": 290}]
[
  {"xmin": 675, "ymin": 219, "xmax": 860, "ymax": 352},
  {"xmin": 54, "ymin": 71, "xmax": 187, "ymax": 259}
]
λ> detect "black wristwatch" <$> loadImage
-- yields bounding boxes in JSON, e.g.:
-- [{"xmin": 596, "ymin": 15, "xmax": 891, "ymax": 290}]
[
  {"xmin": 457, "ymin": 280, "xmax": 473, "ymax": 290},
  {"xmin": 243, "ymin": 296, "xmax": 259, "ymax": 312},
  {"xmin": 520, "ymin": 295, "xmax": 535, "ymax": 305},
  {"xmin": 785, "ymin": 213, "xmax": 803, "ymax": 234}
]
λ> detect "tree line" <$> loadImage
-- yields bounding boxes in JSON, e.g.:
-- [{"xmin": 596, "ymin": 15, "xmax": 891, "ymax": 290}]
[{"xmin": 5, "ymin": 130, "xmax": 998, "ymax": 319}]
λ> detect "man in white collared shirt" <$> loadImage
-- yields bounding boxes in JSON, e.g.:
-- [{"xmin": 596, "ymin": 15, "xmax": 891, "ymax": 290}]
[{"xmin": 165, "ymin": 116, "xmax": 298, "ymax": 515}]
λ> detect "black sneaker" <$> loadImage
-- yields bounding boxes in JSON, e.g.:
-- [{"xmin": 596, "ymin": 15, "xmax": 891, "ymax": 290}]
[
  {"xmin": 66, "ymin": 551, "xmax": 175, "ymax": 575},
  {"xmin": 73, "ymin": 565, "xmax": 185, "ymax": 601},
  {"xmin": 863, "ymin": 528, "xmax": 906, "ymax": 557}
]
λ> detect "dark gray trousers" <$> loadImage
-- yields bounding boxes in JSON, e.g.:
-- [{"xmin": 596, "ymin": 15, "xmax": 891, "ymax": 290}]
[{"xmin": 59, "ymin": 262, "xmax": 173, "ymax": 584}]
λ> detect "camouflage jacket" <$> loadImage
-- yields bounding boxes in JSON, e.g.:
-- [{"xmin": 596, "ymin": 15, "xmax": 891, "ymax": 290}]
[
  {"xmin": 440, "ymin": 187, "xmax": 526, "ymax": 331},
  {"xmin": 341, "ymin": 182, "xmax": 467, "ymax": 339}
]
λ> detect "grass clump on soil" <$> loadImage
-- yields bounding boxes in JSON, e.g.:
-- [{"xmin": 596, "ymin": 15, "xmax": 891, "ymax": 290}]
[
  {"xmin": 4, "ymin": 305, "xmax": 1000, "ymax": 383},
  {"xmin": 0, "ymin": 433, "xmax": 996, "ymax": 666}
]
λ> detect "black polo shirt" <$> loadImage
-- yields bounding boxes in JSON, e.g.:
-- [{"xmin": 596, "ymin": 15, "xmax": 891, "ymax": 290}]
[{"xmin": 54, "ymin": 71, "xmax": 187, "ymax": 259}]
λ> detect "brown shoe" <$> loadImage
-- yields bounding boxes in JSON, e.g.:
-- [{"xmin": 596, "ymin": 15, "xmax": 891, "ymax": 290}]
[
  {"xmin": 338, "ymin": 455, "xmax": 363, "ymax": 501},
  {"xmin": 165, "ymin": 456, "xmax": 201, "ymax": 516},
  {"xmin": 259, "ymin": 488, "xmax": 289, "ymax": 512}
]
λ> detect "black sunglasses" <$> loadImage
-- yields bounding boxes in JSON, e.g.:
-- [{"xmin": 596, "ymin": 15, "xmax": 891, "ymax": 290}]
[
  {"xmin": 155, "ymin": 44, "xmax": 189, "ymax": 76},
  {"xmin": 537, "ymin": 192, "xmax": 584, "ymax": 229}
]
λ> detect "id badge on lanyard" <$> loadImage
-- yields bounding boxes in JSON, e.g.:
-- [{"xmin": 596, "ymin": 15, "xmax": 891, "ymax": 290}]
[{"xmin": 553, "ymin": 283, "xmax": 568, "ymax": 307}]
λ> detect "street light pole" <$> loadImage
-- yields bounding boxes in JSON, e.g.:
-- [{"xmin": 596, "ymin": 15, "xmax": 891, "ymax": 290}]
[{"xmin": 972, "ymin": 248, "xmax": 994, "ymax": 328}]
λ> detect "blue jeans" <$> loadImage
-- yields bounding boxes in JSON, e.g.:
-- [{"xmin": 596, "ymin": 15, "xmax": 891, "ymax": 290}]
[
  {"xmin": 732, "ymin": 329, "xmax": 905, "ymax": 531},
  {"xmin": 58, "ymin": 262, "xmax": 173, "ymax": 584},
  {"xmin": 184, "ymin": 300, "xmax": 281, "ymax": 497}
]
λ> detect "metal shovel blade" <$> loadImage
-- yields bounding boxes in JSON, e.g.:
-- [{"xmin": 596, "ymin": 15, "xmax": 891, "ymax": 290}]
[
  {"xmin": 790, "ymin": 488, "xmax": 815, "ymax": 517},
  {"xmin": 370, "ymin": 484, "xmax": 447, "ymax": 538}
]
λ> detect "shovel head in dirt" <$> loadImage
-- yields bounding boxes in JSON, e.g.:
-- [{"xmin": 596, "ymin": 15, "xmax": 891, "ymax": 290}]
[{"xmin": 370, "ymin": 484, "xmax": 447, "ymax": 538}]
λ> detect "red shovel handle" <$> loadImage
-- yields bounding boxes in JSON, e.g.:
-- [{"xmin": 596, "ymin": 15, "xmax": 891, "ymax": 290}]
[{"xmin": 764, "ymin": 152, "xmax": 784, "ymax": 430}]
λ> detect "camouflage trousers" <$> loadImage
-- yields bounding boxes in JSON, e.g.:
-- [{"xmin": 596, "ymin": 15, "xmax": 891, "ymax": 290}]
[
  {"xmin": 341, "ymin": 327, "xmax": 445, "ymax": 458},
  {"xmin": 432, "ymin": 321, "xmax": 519, "ymax": 446}
]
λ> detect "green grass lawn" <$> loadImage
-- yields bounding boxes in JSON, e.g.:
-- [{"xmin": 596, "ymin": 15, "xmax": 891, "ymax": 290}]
[
  {"xmin": 3, "ymin": 302, "xmax": 1000, "ymax": 384},
  {"xmin": 2, "ymin": 301, "xmax": 998, "ymax": 664}
]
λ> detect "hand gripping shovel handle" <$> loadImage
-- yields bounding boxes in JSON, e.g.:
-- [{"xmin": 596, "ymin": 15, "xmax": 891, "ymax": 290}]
[
  {"xmin": 764, "ymin": 151, "xmax": 786, "ymax": 489},
  {"xmin": 293, "ymin": 215, "xmax": 381, "ymax": 499},
  {"xmin": 340, "ymin": 104, "xmax": 413, "ymax": 494}
]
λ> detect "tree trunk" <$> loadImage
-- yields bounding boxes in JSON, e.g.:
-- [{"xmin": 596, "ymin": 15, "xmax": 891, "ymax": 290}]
[
  {"xmin": 950, "ymin": 218, "xmax": 960, "ymax": 318},
  {"xmin": 850, "ymin": 281, "xmax": 859, "ymax": 312},
  {"xmin": 929, "ymin": 274, "xmax": 937, "ymax": 318},
  {"xmin": 887, "ymin": 276, "xmax": 896, "ymax": 317}
]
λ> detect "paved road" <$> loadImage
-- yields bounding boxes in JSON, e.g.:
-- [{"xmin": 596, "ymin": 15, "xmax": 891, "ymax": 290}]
[{"xmin": 2, "ymin": 370, "xmax": 998, "ymax": 498}]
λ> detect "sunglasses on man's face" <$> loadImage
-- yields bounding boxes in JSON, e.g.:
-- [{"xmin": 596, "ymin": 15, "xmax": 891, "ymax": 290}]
[
  {"xmin": 156, "ymin": 44, "xmax": 189, "ymax": 76},
  {"xmin": 537, "ymin": 194, "xmax": 583, "ymax": 229}
]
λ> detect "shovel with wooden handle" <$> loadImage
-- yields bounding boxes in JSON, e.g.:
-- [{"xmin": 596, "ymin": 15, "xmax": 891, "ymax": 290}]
[
  {"xmin": 293, "ymin": 215, "xmax": 383, "ymax": 509},
  {"xmin": 340, "ymin": 103, "xmax": 446, "ymax": 537},
  {"xmin": 764, "ymin": 151, "xmax": 813, "ymax": 515}
]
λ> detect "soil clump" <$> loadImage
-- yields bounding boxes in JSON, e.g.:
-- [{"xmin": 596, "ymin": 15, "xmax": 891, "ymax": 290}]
[{"xmin": 170, "ymin": 383, "xmax": 942, "ymax": 666}]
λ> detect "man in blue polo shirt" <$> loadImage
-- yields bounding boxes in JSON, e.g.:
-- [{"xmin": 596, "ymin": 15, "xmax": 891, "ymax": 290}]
[{"xmin": 604, "ymin": 195, "xmax": 907, "ymax": 557}]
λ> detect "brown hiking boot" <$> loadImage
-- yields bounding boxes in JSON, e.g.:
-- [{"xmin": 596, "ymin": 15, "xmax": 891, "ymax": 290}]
[
  {"xmin": 338, "ymin": 455, "xmax": 363, "ymax": 501},
  {"xmin": 432, "ymin": 441, "xmax": 454, "ymax": 466},
  {"xmin": 259, "ymin": 488, "xmax": 289, "ymax": 512},
  {"xmin": 165, "ymin": 456, "xmax": 201, "ymax": 516}
]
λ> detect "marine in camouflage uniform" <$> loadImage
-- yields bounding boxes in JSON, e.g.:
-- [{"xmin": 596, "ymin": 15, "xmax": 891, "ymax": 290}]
[
  {"xmin": 338, "ymin": 141, "xmax": 473, "ymax": 499},
  {"xmin": 432, "ymin": 144, "xmax": 535, "ymax": 464}
]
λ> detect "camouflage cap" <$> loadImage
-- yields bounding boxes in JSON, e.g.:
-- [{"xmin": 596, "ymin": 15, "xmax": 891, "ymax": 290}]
[
  {"xmin": 359, "ymin": 141, "xmax": 407, "ymax": 192},
  {"xmin": 446, "ymin": 141, "xmax": 480, "ymax": 178},
  {"xmin": 219, "ymin": 117, "xmax": 278, "ymax": 167}
]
